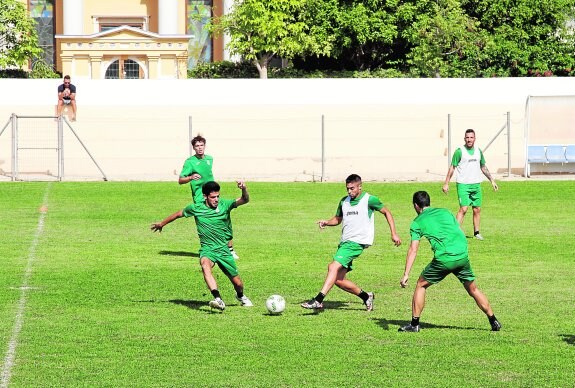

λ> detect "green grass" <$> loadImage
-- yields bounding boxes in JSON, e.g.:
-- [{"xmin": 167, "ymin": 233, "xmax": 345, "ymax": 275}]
[{"xmin": 1, "ymin": 180, "xmax": 574, "ymax": 387}]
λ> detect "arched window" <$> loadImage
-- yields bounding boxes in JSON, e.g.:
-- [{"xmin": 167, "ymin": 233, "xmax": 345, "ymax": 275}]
[{"xmin": 105, "ymin": 58, "xmax": 143, "ymax": 79}]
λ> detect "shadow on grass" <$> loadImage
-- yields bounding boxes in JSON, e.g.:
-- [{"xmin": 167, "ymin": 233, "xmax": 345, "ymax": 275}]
[
  {"xmin": 299, "ymin": 300, "xmax": 352, "ymax": 315},
  {"xmin": 158, "ymin": 250, "xmax": 199, "ymax": 258},
  {"xmin": 170, "ymin": 299, "xmax": 232, "ymax": 314},
  {"xmin": 373, "ymin": 318, "xmax": 479, "ymax": 331},
  {"xmin": 560, "ymin": 334, "xmax": 575, "ymax": 345}
]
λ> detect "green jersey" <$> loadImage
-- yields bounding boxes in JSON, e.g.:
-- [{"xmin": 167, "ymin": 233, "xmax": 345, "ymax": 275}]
[
  {"xmin": 182, "ymin": 198, "xmax": 235, "ymax": 249},
  {"xmin": 179, "ymin": 154, "xmax": 214, "ymax": 203},
  {"xmin": 410, "ymin": 207, "xmax": 468, "ymax": 262}
]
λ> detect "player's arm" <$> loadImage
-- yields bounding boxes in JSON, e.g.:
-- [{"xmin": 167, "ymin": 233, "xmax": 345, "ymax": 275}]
[
  {"xmin": 178, "ymin": 162, "xmax": 201, "ymax": 185},
  {"xmin": 479, "ymin": 150, "xmax": 499, "ymax": 191},
  {"xmin": 443, "ymin": 150, "xmax": 460, "ymax": 193},
  {"xmin": 400, "ymin": 240, "xmax": 420, "ymax": 288},
  {"xmin": 151, "ymin": 210, "xmax": 184, "ymax": 232},
  {"xmin": 234, "ymin": 180, "xmax": 250, "ymax": 207},
  {"xmin": 442, "ymin": 165, "xmax": 455, "ymax": 193},
  {"xmin": 379, "ymin": 206, "xmax": 401, "ymax": 246},
  {"xmin": 57, "ymin": 87, "xmax": 64, "ymax": 101},
  {"xmin": 178, "ymin": 174, "xmax": 200, "ymax": 185},
  {"xmin": 317, "ymin": 215, "xmax": 342, "ymax": 229}
]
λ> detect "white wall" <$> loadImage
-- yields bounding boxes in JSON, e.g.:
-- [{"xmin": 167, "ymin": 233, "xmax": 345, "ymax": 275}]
[{"xmin": 1, "ymin": 78, "xmax": 574, "ymax": 181}]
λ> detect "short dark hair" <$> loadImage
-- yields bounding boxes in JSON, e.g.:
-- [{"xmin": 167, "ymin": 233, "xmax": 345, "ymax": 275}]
[
  {"xmin": 465, "ymin": 128, "xmax": 475, "ymax": 135},
  {"xmin": 64, "ymin": 75, "xmax": 71, "ymax": 81},
  {"xmin": 413, "ymin": 191, "xmax": 430, "ymax": 208},
  {"xmin": 191, "ymin": 135, "xmax": 206, "ymax": 146},
  {"xmin": 345, "ymin": 174, "xmax": 362, "ymax": 184},
  {"xmin": 202, "ymin": 181, "xmax": 220, "ymax": 196}
]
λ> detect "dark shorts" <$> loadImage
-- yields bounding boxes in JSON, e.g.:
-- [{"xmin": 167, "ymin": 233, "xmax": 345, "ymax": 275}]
[{"xmin": 421, "ymin": 257, "xmax": 476, "ymax": 284}]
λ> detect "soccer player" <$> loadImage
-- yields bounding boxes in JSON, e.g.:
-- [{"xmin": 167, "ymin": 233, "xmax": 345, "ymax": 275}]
[
  {"xmin": 151, "ymin": 180, "xmax": 252, "ymax": 311},
  {"xmin": 442, "ymin": 129, "xmax": 498, "ymax": 240},
  {"xmin": 398, "ymin": 190, "xmax": 501, "ymax": 332},
  {"xmin": 179, "ymin": 135, "xmax": 239, "ymax": 259},
  {"xmin": 301, "ymin": 174, "xmax": 401, "ymax": 311}
]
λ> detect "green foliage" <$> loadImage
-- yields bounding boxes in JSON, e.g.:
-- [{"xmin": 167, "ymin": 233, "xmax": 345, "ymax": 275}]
[
  {"xmin": 0, "ymin": 0, "xmax": 42, "ymax": 68},
  {"xmin": 0, "ymin": 68, "xmax": 29, "ymax": 78},
  {"xmin": 29, "ymin": 59, "xmax": 61, "ymax": 79},
  {"xmin": 208, "ymin": 0, "xmax": 334, "ymax": 78},
  {"xmin": 188, "ymin": 60, "xmax": 406, "ymax": 78},
  {"xmin": 462, "ymin": 0, "xmax": 575, "ymax": 76},
  {"xmin": 405, "ymin": 0, "xmax": 490, "ymax": 77},
  {"xmin": 188, "ymin": 61, "xmax": 259, "ymax": 78},
  {"xmin": 1, "ymin": 181, "xmax": 574, "ymax": 386},
  {"xmin": 302, "ymin": 0, "xmax": 399, "ymax": 70},
  {"xmin": 293, "ymin": 0, "xmax": 575, "ymax": 77}
]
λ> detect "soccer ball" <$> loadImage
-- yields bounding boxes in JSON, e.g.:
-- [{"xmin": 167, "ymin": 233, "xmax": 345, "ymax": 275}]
[{"xmin": 265, "ymin": 294, "xmax": 286, "ymax": 314}]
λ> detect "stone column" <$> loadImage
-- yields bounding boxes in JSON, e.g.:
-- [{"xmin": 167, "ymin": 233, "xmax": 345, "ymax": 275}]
[
  {"xmin": 63, "ymin": 0, "xmax": 84, "ymax": 35},
  {"xmin": 158, "ymin": 0, "xmax": 179, "ymax": 35},
  {"xmin": 90, "ymin": 55, "xmax": 102, "ymax": 79},
  {"xmin": 148, "ymin": 56, "xmax": 159, "ymax": 79},
  {"xmin": 61, "ymin": 55, "xmax": 73, "ymax": 77},
  {"xmin": 177, "ymin": 55, "xmax": 188, "ymax": 79}
]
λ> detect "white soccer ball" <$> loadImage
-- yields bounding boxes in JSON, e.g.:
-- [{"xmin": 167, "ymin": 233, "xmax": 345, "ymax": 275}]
[{"xmin": 265, "ymin": 294, "xmax": 286, "ymax": 314}]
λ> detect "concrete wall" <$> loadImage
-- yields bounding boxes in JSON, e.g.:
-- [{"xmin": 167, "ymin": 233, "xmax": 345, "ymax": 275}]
[{"xmin": 1, "ymin": 78, "xmax": 574, "ymax": 182}]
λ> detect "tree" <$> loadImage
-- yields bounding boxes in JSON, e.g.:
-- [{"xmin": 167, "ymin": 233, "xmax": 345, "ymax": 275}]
[
  {"xmin": 0, "ymin": 0, "xmax": 42, "ymax": 69},
  {"xmin": 293, "ymin": 0, "xmax": 575, "ymax": 77},
  {"xmin": 463, "ymin": 0, "xmax": 575, "ymax": 76},
  {"xmin": 404, "ymin": 0, "xmax": 491, "ymax": 77},
  {"xmin": 294, "ymin": 0, "xmax": 401, "ymax": 71},
  {"xmin": 208, "ymin": 0, "xmax": 334, "ymax": 78}
]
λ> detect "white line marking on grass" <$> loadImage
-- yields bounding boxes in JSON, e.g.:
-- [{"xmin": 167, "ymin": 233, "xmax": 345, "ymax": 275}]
[{"xmin": 1, "ymin": 184, "xmax": 51, "ymax": 388}]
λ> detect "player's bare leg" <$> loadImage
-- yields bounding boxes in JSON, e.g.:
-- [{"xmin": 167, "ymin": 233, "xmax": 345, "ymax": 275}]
[
  {"xmin": 464, "ymin": 280, "xmax": 501, "ymax": 331},
  {"xmin": 463, "ymin": 280, "xmax": 493, "ymax": 315},
  {"xmin": 412, "ymin": 277, "xmax": 431, "ymax": 317},
  {"xmin": 456, "ymin": 206, "xmax": 468, "ymax": 226},
  {"xmin": 319, "ymin": 261, "xmax": 345, "ymax": 295},
  {"xmin": 399, "ymin": 276, "xmax": 430, "ymax": 332},
  {"xmin": 472, "ymin": 207, "xmax": 483, "ymax": 239},
  {"xmin": 200, "ymin": 257, "xmax": 218, "ymax": 290}
]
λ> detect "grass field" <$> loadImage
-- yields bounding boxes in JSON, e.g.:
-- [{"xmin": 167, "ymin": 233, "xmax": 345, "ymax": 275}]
[{"xmin": 1, "ymin": 180, "xmax": 574, "ymax": 387}]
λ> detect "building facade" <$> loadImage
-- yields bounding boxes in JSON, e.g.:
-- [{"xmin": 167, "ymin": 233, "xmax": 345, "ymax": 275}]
[{"xmin": 21, "ymin": 0, "xmax": 231, "ymax": 79}]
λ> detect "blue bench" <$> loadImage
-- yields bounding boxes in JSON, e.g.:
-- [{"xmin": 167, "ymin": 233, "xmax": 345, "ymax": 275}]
[{"xmin": 526, "ymin": 145, "xmax": 574, "ymax": 177}]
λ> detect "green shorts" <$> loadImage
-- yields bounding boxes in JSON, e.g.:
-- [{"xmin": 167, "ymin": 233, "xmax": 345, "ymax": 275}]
[
  {"xmin": 456, "ymin": 183, "xmax": 482, "ymax": 207},
  {"xmin": 421, "ymin": 257, "xmax": 476, "ymax": 284},
  {"xmin": 200, "ymin": 246, "xmax": 238, "ymax": 277},
  {"xmin": 333, "ymin": 241, "xmax": 367, "ymax": 271}
]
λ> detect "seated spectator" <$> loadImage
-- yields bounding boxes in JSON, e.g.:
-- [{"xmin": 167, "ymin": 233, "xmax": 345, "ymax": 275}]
[{"xmin": 57, "ymin": 75, "xmax": 77, "ymax": 121}]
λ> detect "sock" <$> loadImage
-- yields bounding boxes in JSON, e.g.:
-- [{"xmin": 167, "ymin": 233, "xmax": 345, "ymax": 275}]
[
  {"xmin": 236, "ymin": 291, "xmax": 244, "ymax": 299},
  {"xmin": 211, "ymin": 289, "xmax": 221, "ymax": 299},
  {"xmin": 411, "ymin": 317, "xmax": 420, "ymax": 326},
  {"xmin": 488, "ymin": 314, "xmax": 497, "ymax": 323},
  {"xmin": 229, "ymin": 246, "xmax": 235, "ymax": 252},
  {"xmin": 474, "ymin": 230, "xmax": 480, "ymax": 236},
  {"xmin": 358, "ymin": 290, "xmax": 369, "ymax": 303},
  {"xmin": 315, "ymin": 292, "xmax": 325, "ymax": 303}
]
